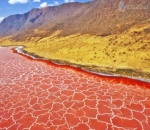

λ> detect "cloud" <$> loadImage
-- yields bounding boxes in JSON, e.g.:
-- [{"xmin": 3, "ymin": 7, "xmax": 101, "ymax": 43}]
[
  {"xmin": 8, "ymin": 0, "xmax": 28, "ymax": 4},
  {"xmin": 0, "ymin": 17, "xmax": 4, "ymax": 23},
  {"xmin": 39, "ymin": 1, "xmax": 59, "ymax": 8},
  {"xmin": 64, "ymin": 0, "xmax": 69, "ymax": 3},
  {"xmin": 54, "ymin": 1, "xmax": 59, "ymax": 5},
  {"xmin": 49, "ymin": 1, "xmax": 59, "ymax": 6},
  {"xmin": 40, "ymin": 2, "xmax": 48, "ymax": 8},
  {"xmin": 33, "ymin": 0, "xmax": 40, "ymax": 2},
  {"xmin": 64, "ymin": 0, "xmax": 74, "ymax": 3}
]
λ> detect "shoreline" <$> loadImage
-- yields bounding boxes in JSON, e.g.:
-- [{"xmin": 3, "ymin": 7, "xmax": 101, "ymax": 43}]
[
  {"xmin": 0, "ymin": 45, "xmax": 150, "ymax": 84},
  {"xmin": 14, "ymin": 46, "xmax": 150, "ymax": 84}
]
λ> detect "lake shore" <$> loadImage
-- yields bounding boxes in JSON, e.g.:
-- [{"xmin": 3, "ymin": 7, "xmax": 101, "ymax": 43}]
[{"xmin": 12, "ymin": 45, "xmax": 150, "ymax": 83}]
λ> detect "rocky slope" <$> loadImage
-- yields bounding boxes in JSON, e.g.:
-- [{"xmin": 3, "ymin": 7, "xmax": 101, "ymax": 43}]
[{"xmin": 0, "ymin": 0, "xmax": 149, "ymax": 40}]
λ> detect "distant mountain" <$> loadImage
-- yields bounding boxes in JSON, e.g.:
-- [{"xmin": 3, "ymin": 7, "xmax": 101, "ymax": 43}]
[{"xmin": 0, "ymin": 0, "xmax": 149, "ymax": 40}]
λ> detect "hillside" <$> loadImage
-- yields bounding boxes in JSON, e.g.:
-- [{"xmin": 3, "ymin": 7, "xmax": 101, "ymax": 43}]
[
  {"xmin": 0, "ymin": 0, "xmax": 150, "ymax": 80},
  {"xmin": 0, "ymin": 0, "xmax": 149, "ymax": 39}
]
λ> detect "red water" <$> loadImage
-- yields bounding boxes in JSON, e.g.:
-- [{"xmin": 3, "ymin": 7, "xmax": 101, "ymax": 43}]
[{"xmin": 0, "ymin": 47, "xmax": 150, "ymax": 130}]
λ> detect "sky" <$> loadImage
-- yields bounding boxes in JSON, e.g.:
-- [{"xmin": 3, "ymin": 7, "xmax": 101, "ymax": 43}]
[{"xmin": 0, "ymin": 0, "xmax": 90, "ymax": 22}]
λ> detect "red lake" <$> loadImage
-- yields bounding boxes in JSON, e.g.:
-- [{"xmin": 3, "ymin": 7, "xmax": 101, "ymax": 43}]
[{"xmin": 0, "ymin": 47, "xmax": 150, "ymax": 130}]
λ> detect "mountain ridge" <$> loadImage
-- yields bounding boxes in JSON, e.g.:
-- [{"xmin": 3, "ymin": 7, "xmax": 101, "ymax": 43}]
[
  {"xmin": 0, "ymin": 2, "xmax": 87, "ymax": 37},
  {"xmin": 0, "ymin": 0, "xmax": 149, "ymax": 40}
]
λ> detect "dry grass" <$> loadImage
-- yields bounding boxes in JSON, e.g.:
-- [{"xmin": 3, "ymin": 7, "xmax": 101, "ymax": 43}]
[{"xmin": 0, "ymin": 22, "xmax": 150, "ymax": 76}]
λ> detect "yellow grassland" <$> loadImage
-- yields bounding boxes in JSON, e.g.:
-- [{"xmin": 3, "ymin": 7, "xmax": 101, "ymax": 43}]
[{"xmin": 0, "ymin": 22, "xmax": 150, "ymax": 78}]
